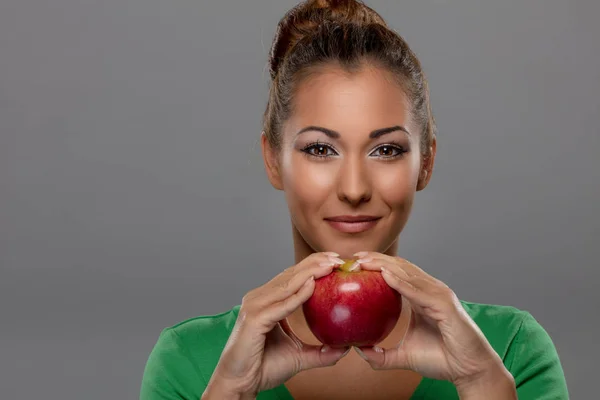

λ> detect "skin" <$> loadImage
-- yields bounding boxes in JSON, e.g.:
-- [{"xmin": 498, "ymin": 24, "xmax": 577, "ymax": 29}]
[
  {"xmin": 263, "ymin": 63, "xmax": 435, "ymax": 261},
  {"xmin": 256, "ymin": 63, "xmax": 517, "ymax": 400},
  {"xmin": 260, "ymin": 62, "xmax": 436, "ymax": 381}
]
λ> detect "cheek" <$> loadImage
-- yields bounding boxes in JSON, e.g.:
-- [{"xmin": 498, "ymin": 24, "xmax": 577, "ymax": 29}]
[
  {"xmin": 373, "ymin": 159, "xmax": 420, "ymax": 204},
  {"xmin": 282, "ymin": 155, "xmax": 335, "ymax": 208}
]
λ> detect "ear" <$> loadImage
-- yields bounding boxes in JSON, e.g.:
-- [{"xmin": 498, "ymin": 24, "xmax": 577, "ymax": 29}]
[
  {"xmin": 416, "ymin": 134, "xmax": 436, "ymax": 191},
  {"xmin": 261, "ymin": 132, "xmax": 284, "ymax": 190}
]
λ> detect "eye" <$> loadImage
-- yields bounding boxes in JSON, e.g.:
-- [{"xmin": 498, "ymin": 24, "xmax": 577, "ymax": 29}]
[
  {"xmin": 370, "ymin": 143, "xmax": 407, "ymax": 158},
  {"xmin": 300, "ymin": 141, "xmax": 408, "ymax": 160},
  {"xmin": 302, "ymin": 141, "xmax": 338, "ymax": 158}
]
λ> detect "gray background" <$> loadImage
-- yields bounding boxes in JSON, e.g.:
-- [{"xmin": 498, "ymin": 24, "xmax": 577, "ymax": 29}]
[{"xmin": 1, "ymin": 0, "xmax": 598, "ymax": 399}]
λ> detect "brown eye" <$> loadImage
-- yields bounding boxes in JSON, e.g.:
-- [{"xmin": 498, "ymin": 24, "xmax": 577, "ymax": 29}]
[
  {"xmin": 311, "ymin": 145, "xmax": 328, "ymax": 156},
  {"xmin": 378, "ymin": 146, "xmax": 395, "ymax": 156},
  {"xmin": 302, "ymin": 142, "xmax": 337, "ymax": 158},
  {"xmin": 370, "ymin": 144, "xmax": 407, "ymax": 159}
]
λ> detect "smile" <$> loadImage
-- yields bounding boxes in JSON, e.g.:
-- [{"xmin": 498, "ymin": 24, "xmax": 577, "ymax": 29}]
[{"xmin": 324, "ymin": 217, "xmax": 382, "ymax": 233}]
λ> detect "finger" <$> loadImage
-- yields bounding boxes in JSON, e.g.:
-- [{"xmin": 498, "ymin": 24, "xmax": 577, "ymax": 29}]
[
  {"xmin": 256, "ymin": 272, "xmax": 322, "ymax": 331},
  {"xmin": 382, "ymin": 267, "xmax": 461, "ymax": 323},
  {"xmin": 249, "ymin": 253, "xmax": 343, "ymax": 309},
  {"xmin": 354, "ymin": 308, "xmax": 416, "ymax": 370},
  {"xmin": 356, "ymin": 256, "xmax": 437, "ymax": 292},
  {"xmin": 356, "ymin": 258, "xmax": 411, "ymax": 279},
  {"xmin": 375, "ymin": 257, "xmax": 453, "ymax": 301},
  {"xmin": 379, "ymin": 267, "xmax": 437, "ymax": 308},
  {"xmin": 359, "ymin": 261, "xmax": 432, "ymax": 311},
  {"xmin": 239, "ymin": 274, "xmax": 314, "ymax": 337},
  {"xmin": 279, "ymin": 313, "xmax": 351, "ymax": 370},
  {"xmin": 354, "ymin": 252, "xmax": 435, "ymax": 282},
  {"xmin": 394, "ymin": 257, "xmax": 436, "ymax": 282},
  {"xmin": 353, "ymin": 345, "xmax": 394, "ymax": 370},
  {"xmin": 354, "ymin": 261, "xmax": 424, "ymax": 306},
  {"xmin": 279, "ymin": 316, "xmax": 305, "ymax": 350},
  {"xmin": 297, "ymin": 343, "xmax": 351, "ymax": 370}
]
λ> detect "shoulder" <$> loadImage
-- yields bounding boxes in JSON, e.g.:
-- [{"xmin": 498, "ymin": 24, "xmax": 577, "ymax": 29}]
[
  {"xmin": 459, "ymin": 299, "xmax": 527, "ymax": 332},
  {"xmin": 459, "ymin": 299, "xmax": 530, "ymax": 361},
  {"xmin": 459, "ymin": 299, "xmax": 568, "ymax": 397},
  {"xmin": 164, "ymin": 304, "xmax": 242, "ymax": 366},
  {"xmin": 140, "ymin": 305, "xmax": 242, "ymax": 400},
  {"xmin": 168, "ymin": 304, "xmax": 242, "ymax": 345}
]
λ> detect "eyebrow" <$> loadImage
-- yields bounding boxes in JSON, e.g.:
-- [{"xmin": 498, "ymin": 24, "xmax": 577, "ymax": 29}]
[{"xmin": 295, "ymin": 125, "xmax": 410, "ymax": 139}]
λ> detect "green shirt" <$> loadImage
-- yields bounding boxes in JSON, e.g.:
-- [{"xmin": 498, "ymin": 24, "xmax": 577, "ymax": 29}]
[{"xmin": 139, "ymin": 300, "xmax": 569, "ymax": 399}]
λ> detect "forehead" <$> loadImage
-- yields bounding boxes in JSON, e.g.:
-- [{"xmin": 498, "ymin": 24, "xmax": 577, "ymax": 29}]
[{"xmin": 289, "ymin": 64, "xmax": 411, "ymax": 128}]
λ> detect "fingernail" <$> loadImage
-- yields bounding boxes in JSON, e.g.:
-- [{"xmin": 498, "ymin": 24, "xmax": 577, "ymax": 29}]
[
  {"xmin": 354, "ymin": 347, "xmax": 368, "ymax": 361},
  {"xmin": 353, "ymin": 251, "xmax": 369, "ymax": 258},
  {"xmin": 348, "ymin": 261, "xmax": 361, "ymax": 272},
  {"xmin": 323, "ymin": 252, "xmax": 339, "ymax": 257},
  {"xmin": 356, "ymin": 257, "xmax": 373, "ymax": 263},
  {"xmin": 321, "ymin": 345, "xmax": 331, "ymax": 353},
  {"xmin": 328, "ymin": 256, "xmax": 345, "ymax": 265}
]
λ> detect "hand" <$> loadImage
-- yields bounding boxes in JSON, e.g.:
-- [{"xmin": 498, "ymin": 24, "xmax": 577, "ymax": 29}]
[
  {"xmin": 209, "ymin": 252, "xmax": 351, "ymax": 397},
  {"xmin": 352, "ymin": 251, "xmax": 507, "ymax": 387}
]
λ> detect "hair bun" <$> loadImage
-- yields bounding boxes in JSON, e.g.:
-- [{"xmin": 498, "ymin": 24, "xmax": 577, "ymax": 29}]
[
  {"xmin": 306, "ymin": 0, "xmax": 387, "ymax": 25},
  {"xmin": 268, "ymin": 0, "xmax": 387, "ymax": 80}
]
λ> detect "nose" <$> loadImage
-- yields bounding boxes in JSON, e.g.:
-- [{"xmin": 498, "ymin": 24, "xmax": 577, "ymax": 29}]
[{"xmin": 337, "ymin": 155, "xmax": 372, "ymax": 206}]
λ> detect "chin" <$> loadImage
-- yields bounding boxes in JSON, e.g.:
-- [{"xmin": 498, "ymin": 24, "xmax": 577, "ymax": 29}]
[
  {"xmin": 315, "ymin": 239, "xmax": 378, "ymax": 259},
  {"xmin": 315, "ymin": 230, "xmax": 391, "ymax": 258},
  {"xmin": 300, "ymin": 221, "xmax": 397, "ymax": 259}
]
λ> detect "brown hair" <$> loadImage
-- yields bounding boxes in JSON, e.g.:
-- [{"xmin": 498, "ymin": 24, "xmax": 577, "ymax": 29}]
[{"xmin": 263, "ymin": 0, "xmax": 436, "ymax": 157}]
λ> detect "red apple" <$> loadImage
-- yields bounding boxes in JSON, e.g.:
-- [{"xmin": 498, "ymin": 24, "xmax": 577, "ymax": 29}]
[{"xmin": 302, "ymin": 259, "xmax": 402, "ymax": 348}]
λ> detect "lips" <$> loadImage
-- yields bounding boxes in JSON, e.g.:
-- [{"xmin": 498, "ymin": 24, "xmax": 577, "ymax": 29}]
[
  {"xmin": 325, "ymin": 215, "xmax": 381, "ymax": 223},
  {"xmin": 324, "ymin": 215, "xmax": 382, "ymax": 233}
]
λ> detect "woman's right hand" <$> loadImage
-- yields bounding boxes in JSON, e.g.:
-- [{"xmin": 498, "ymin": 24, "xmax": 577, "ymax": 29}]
[{"xmin": 208, "ymin": 252, "xmax": 351, "ymax": 398}]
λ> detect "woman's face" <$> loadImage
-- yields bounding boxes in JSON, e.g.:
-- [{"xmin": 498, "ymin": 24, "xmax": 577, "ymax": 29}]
[{"xmin": 262, "ymin": 64, "xmax": 435, "ymax": 259}]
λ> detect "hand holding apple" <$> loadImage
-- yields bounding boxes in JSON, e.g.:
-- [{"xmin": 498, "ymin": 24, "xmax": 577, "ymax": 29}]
[
  {"xmin": 351, "ymin": 251, "xmax": 511, "ymax": 391},
  {"xmin": 208, "ymin": 252, "xmax": 351, "ymax": 398},
  {"xmin": 303, "ymin": 259, "xmax": 402, "ymax": 348}
]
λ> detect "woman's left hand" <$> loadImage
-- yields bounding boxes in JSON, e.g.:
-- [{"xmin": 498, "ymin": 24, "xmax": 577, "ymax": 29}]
[{"xmin": 352, "ymin": 251, "xmax": 507, "ymax": 387}]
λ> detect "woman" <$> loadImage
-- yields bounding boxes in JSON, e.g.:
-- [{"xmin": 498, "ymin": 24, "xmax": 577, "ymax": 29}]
[{"xmin": 140, "ymin": 1, "xmax": 568, "ymax": 399}]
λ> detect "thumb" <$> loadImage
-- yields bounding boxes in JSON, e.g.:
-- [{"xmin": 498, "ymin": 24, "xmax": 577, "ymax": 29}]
[
  {"xmin": 298, "ymin": 344, "xmax": 351, "ymax": 370},
  {"xmin": 354, "ymin": 345, "xmax": 410, "ymax": 370},
  {"xmin": 357, "ymin": 301, "xmax": 417, "ymax": 370},
  {"xmin": 278, "ymin": 317, "xmax": 350, "ymax": 370}
]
